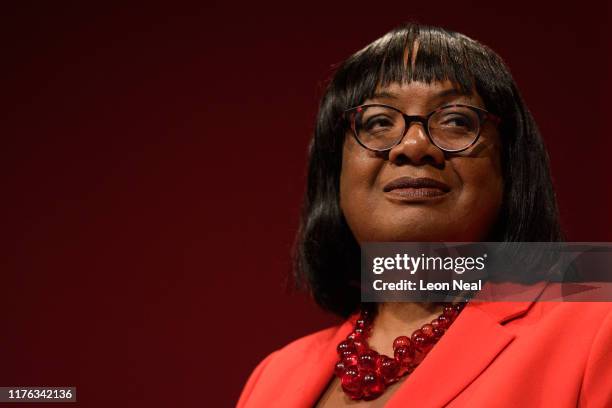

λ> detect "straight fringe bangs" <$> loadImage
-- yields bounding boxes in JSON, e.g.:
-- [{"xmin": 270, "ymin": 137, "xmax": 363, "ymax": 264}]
[{"xmin": 339, "ymin": 24, "xmax": 513, "ymax": 117}]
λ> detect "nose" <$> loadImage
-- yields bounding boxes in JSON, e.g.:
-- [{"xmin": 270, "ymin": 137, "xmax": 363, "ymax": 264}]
[{"xmin": 387, "ymin": 121, "xmax": 446, "ymax": 166}]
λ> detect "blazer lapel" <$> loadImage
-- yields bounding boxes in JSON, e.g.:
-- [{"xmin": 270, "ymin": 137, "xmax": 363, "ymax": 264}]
[
  {"xmin": 275, "ymin": 318, "xmax": 354, "ymax": 408},
  {"xmin": 303, "ymin": 321, "xmax": 353, "ymax": 406},
  {"xmin": 386, "ymin": 282, "xmax": 548, "ymax": 408}
]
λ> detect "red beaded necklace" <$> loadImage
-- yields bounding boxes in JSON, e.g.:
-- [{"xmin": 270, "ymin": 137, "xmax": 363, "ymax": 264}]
[{"xmin": 334, "ymin": 302, "xmax": 466, "ymax": 400}]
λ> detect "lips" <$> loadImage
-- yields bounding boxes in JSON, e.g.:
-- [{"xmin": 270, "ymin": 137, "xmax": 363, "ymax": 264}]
[
  {"xmin": 384, "ymin": 176, "xmax": 450, "ymax": 192},
  {"xmin": 383, "ymin": 176, "xmax": 451, "ymax": 200}
]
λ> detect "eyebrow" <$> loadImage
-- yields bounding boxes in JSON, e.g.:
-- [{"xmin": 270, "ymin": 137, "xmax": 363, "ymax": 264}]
[{"xmin": 370, "ymin": 88, "xmax": 469, "ymax": 100}]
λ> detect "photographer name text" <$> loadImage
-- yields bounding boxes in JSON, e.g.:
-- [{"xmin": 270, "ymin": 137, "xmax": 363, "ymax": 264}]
[{"xmin": 372, "ymin": 279, "xmax": 482, "ymax": 291}]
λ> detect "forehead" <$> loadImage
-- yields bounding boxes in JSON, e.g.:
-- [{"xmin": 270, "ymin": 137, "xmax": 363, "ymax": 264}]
[{"xmin": 368, "ymin": 80, "xmax": 485, "ymax": 109}]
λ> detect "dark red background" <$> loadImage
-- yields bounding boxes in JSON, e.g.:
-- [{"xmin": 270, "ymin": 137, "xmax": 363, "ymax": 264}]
[{"xmin": 1, "ymin": 2, "xmax": 610, "ymax": 407}]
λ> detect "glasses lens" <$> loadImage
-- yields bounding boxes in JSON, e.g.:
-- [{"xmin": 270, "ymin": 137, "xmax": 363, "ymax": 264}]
[
  {"xmin": 353, "ymin": 106, "xmax": 404, "ymax": 151},
  {"xmin": 429, "ymin": 106, "xmax": 480, "ymax": 151}
]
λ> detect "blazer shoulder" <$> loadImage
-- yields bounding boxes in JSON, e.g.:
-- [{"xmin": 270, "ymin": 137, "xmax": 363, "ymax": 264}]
[
  {"xmin": 579, "ymin": 305, "xmax": 612, "ymax": 407},
  {"xmin": 548, "ymin": 301, "xmax": 612, "ymax": 320},
  {"xmin": 279, "ymin": 322, "xmax": 346, "ymax": 353},
  {"xmin": 237, "ymin": 319, "xmax": 350, "ymax": 407},
  {"xmin": 260, "ymin": 319, "xmax": 349, "ymax": 369}
]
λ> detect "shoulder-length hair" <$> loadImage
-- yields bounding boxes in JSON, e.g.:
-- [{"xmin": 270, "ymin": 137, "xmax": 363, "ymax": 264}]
[{"xmin": 293, "ymin": 22, "xmax": 563, "ymax": 318}]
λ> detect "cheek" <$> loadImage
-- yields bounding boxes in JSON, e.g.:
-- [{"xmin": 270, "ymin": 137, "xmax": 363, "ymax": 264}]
[
  {"xmin": 450, "ymin": 153, "xmax": 504, "ymax": 235},
  {"xmin": 340, "ymin": 137, "xmax": 379, "ymax": 195},
  {"xmin": 339, "ymin": 139, "xmax": 383, "ymax": 240}
]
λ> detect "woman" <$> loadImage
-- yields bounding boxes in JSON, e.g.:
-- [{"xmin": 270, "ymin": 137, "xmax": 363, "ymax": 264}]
[{"xmin": 237, "ymin": 23, "xmax": 612, "ymax": 407}]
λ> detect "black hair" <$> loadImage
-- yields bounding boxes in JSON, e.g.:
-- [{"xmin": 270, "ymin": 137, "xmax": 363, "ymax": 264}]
[{"xmin": 293, "ymin": 22, "xmax": 563, "ymax": 318}]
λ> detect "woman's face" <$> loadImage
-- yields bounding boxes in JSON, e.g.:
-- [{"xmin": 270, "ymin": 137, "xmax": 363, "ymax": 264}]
[{"xmin": 340, "ymin": 80, "xmax": 503, "ymax": 242}]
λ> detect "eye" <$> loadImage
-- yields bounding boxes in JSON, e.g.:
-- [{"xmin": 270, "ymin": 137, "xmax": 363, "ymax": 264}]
[
  {"xmin": 433, "ymin": 109, "xmax": 478, "ymax": 133},
  {"xmin": 363, "ymin": 115, "xmax": 396, "ymax": 133},
  {"xmin": 439, "ymin": 114, "xmax": 472, "ymax": 128}
]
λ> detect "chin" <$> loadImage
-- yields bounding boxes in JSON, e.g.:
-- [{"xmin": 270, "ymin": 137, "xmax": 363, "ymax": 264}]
[{"xmin": 359, "ymin": 219, "xmax": 490, "ymax": 243}]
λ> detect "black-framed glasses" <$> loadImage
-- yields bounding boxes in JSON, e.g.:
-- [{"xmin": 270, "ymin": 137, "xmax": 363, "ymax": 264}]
[{"xmin": 343, "ymin": 103, "xmax": 501, "ymax": 153}]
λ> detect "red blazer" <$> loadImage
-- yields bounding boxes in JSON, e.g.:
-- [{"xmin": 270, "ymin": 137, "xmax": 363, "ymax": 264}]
[{"xmin": 237, "ymin": 286, "xmax": 612, "ymax": 407}]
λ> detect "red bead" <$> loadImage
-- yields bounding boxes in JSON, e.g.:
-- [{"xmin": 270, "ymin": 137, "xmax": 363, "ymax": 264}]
[
  {"xmin": 337, "ymin": 340, "xmax": 356, "ymax": 355},
  {"xmin": 362, "ymin": 372, "xmax": 385, "ymax": 400},
  {"xmin": 392, "ymin": 335, "xmax": 411, "ymax": 350},
  {"xmin": 430, "ymin": 318, "xmax": 441, "ymax": 328},
  {"xmin": 341, "ymin": 366, "xmax": 363, "ymax": 400},
  {"xmin": 412, "ymin": 329, "xmax": 433, "ymax": 353},
  {"xmin": 348, "ymin": 327, "xmax": 366, "ymax": 341},
  {"xmin": 411, "ymin": 329, "xmax": 424, "ymax": 342},
  {"xmin": 437, "ymin": 315, "xmax": 451, "ymax": 329},
  {"xmin": 413, "ymin": 348, "xmax": 427, "ymax": 365},
  {"xmin": 342, "ymin": 351, "xmax": 358, "ymax": 366},
  {"xmin": 334, "ymin": 360, "xmax": 346, "ymax": 377},
  {"xmin": 353, "ymin": 339, "xmax": 367, "ymax": 353},
  {"xmin": 421, "ymin": 324, "xmax": 434, "ymax": 337},
  {"xmin": 358, "ymin": 350, "xmax": 379, "ymax": 370},
  {"xmin": 443, "ymin": 305, "xmax": 458, "ymax": 319},
  {"xmin": 355, "ymin": 318, "xmax": 366, "ymax": 329},
  {"xmin": 432, "ymin": 327, "xmax": 444, "ymax": 340},
  {"xmin": 373, "ymin": 353, "xmax": 384, "ymax": 366},
  {"xmin": 394, "ymin": 344, "xmax": 414, "ymax": 367},
  {"xmin": 377, "ymin": 356, "xmax": 400, "ymax": 384}
]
